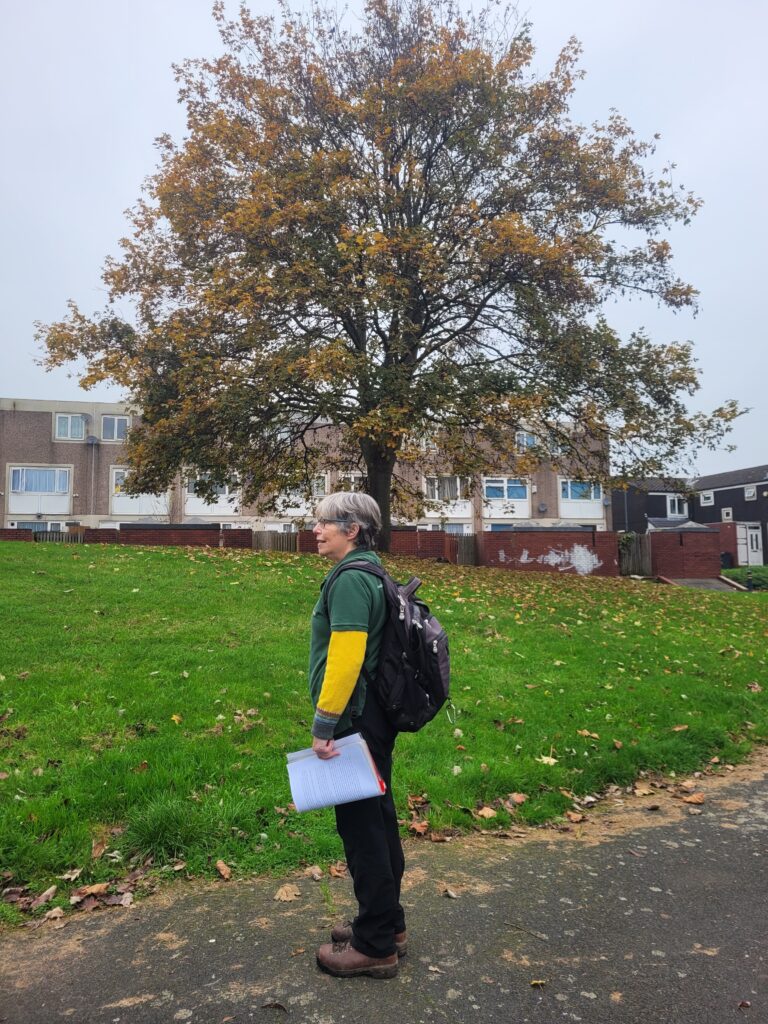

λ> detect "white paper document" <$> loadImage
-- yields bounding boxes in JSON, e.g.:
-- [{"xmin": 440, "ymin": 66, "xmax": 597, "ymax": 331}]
[{"xmin": 286, "ymin": 733, "xmax": 386, "ymax": 812}]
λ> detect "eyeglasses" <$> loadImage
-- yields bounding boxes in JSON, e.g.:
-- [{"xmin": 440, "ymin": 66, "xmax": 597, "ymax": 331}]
[{"xmin": 312, "ymin": 517, "xmax": 351, "ymax": 529}]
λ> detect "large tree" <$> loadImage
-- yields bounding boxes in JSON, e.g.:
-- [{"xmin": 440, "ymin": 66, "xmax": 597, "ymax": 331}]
[{"xmin": 41, "ymin": 0, "xmax": 738, "ymax": 548}]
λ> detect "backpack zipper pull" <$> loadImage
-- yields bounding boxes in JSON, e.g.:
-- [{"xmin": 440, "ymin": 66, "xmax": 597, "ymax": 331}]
[{"xmin": 399, "ymin": 596, "xmax": 406, "ymax": 621}]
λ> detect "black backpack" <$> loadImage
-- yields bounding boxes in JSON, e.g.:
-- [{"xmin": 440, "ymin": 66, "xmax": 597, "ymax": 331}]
[{"xmin": 323, "ymin": 560, "xmax": 451, "ymax": 732}]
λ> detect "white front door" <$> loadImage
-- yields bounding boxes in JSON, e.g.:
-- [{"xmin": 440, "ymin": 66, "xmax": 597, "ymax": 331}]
[{"xmin": 746, "ymin": 524, "xmax": 764, "ymax": 566}]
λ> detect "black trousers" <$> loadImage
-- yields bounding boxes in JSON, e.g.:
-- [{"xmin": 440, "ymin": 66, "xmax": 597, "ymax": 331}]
[{"xmin": 335, "ymin": 693, "xmax": 405, "ymax": 958}]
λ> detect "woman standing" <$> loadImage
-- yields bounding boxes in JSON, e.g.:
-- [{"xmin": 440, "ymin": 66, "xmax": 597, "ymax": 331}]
[{"xmin": 309, "ymin": 492, "xmax": 407, "ymax": 980}]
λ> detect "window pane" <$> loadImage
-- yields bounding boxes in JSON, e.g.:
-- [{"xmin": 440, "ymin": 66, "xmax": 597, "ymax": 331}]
[
  {"xmin": 11, "ymin": 468, "xmax": 22, "ymax": 491},
  {"xmin": 561, "ymin": 481, "xmax": 569, "ymax": 499},
  {"xmin": 485, "ymin": 479, "xmax": 504, "ymax": 499},
  {"xmin": 593, "ymin": 483, "xmax": 602, "ymax": 499},
  {"xmin": 24, "ymin": 469, "xmax": 55, "ymax": 492},
  {"xmin": 103, "ymin": 417, "xmax": 115, "ymax": 440},
  {"xmin": 71, "ymin": 416, "xmax": 85, "ymax": 440},
  {"xmin": 507, "ymin": 479, "xmax": 527, "ymax": 499},
  {"xmin": 425, "ymin": 477, "xmax": 438, "ymax": 500},
  {"xmin": 570, "ymin": 482, "xmax": 592, "ymax": 500},
  {"xmin": 439, "ymin": 477, "xmax": 458, "ymax": 501},
  {"xmin": 115, "ymin": 471, "xmax": 126, "ymax": 494},
  {"xmin": 311, "ymin": 476, "xmax": 326, "ymax": 497},
  {"xmin": 56, "ymin": 470, "xmax": 70, "ymax": 493},
  {"xmin": 115, "ymin": 418, "xmax": 127, "ymax": 440},
  {"xmin": 56, "ymin": 415, "xmax": 69, "ymax": 438}
]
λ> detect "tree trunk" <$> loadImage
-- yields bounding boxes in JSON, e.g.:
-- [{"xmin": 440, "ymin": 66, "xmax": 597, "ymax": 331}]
[{"xmin": 363, "ymin": 446, "xmax": 396, "ymax": 552}]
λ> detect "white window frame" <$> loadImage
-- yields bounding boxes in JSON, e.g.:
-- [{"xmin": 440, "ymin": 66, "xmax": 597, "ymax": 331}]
[
  {"xmin": 482, "ymin": 477, "xmax": 529, "ymax": 501},
  {"xmin": 560, "ymin": 479, "xmax": 602, "ymax": 501},
  {"xmin": 10, "ymin": 467, "xmax": 70, "ymax": 494},
  {"xmin": 666, "ymin": 494, "xmax": 688, "ymax": 518},
  {"xmin": 744, "ymin": 486, "xmax": 757, "ymax": 501},
  {"xmin": 699, "ymin": 490, "xmax": 714, "ymax": 506},
  {"xmin": 102, "ymin": 415, "xmax": 130, "ymax": 442},
  {"xmin": 721, "ymin": 507, "xmax": 733, "ymax": 522},
  {"xmin": 515, "ymin": 431, "xmax": 536, "ymax": 453},
  {"xmin": 336, "ymin": 472, "xmax": 365, "ymax": 493},
  {"xmin": 426, "ymin": 475, "xmax": 471, "ymax": 502},
  {"xmin": 54, "ymin": 413, "xmax": 86, "ymax": 441}
]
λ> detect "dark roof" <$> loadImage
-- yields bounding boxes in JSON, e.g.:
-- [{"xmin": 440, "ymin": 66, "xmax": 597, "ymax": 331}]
[
  {"xmin": 611, "ymin": 477, "xmax": 689, "ymax": 493},
  {"xmin": 693, "ymin": 465, "xmax": 768, "ymax": 491},
  {"xmin": 647, "ymin": 518, "xmax": 707, "ymax": 531}
]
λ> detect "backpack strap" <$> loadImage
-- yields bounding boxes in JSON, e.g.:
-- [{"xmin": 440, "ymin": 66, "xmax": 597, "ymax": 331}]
[{"xmin": 320, "ymin": 559, "xmax": 387, "ymax": 611}]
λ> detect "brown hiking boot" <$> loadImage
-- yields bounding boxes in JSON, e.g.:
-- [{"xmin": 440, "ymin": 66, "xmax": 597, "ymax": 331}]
[
  {"xmin": 316, "ymin": 940, "xmax": 398, "ymax": 979},
  {"xmin": 330, "ymin": 921, "xmax": 408, "ymax": 957}
]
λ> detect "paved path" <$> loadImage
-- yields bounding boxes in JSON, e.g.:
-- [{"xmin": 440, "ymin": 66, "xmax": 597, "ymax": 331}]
[{"xmin": 2, "ymin": 754, "xmax": 766, "ymax": 1024}]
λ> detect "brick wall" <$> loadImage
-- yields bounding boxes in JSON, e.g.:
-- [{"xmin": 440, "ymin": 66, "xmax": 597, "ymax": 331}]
[
  {"xmin": 390, "ymin": 531, "xmax": 459, "ymax": 561},
  {"xmin": 705, "ymin": 523, "xmax": 737, "ymax": 568},
  {"xmin": 83, "ymin": 529, "xmax": 119, "ymax": 544},
  {"xmin": 0, "ymin": 529, "xmax": 33, "ymax": 541},
  {"xmin": 479, "ymin": 529, "xmax": 620, "ymax": 577},
  {"xmin": 650, "ymin": 530, "xmax": 721, "ymax": 578},
  {"xmin": 222, "ymin": 529, "xmax": 253, "ymax": 549}
]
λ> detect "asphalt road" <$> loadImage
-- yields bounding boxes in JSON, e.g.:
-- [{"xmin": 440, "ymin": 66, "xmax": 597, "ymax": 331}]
[{"xmin": 1, "ymin": 757, "xmax": 766, "ymax": 1024}]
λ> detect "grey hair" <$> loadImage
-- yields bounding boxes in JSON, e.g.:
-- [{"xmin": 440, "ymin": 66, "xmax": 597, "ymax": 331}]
[{"xmin": 315, "ymin": 492, "xmax": 382, "ymax": 549}]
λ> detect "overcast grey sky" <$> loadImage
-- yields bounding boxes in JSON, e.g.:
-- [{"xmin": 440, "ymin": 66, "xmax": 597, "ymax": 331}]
[{"xmin": 1, "ymin": 0, "xmax": 765, "ymax": 475}]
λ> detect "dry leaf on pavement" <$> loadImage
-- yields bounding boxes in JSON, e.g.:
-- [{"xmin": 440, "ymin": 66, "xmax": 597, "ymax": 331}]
[
  {"xmin": 215, "ymin": 860, "xmax": 232, "ymax": 880},
  {"xmin": 273, "ymin": 884, "xmax": 301, "ymax": 902}
]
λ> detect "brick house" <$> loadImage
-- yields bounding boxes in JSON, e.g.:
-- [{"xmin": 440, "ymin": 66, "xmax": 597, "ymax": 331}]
[{"xmin": 1, "ymin": 397, "xmax": 613, "ymax": 534}]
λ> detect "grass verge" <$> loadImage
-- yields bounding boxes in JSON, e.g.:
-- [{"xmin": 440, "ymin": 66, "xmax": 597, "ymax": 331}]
[{"xmin": 1, "ymin": 542, "xmax": 766, "ymax": 922}]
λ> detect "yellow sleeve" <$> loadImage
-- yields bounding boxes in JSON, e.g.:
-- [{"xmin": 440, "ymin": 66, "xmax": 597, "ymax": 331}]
[{"xmin": 312, "ymin": 631, "xmax": 368, "ymax": 738}]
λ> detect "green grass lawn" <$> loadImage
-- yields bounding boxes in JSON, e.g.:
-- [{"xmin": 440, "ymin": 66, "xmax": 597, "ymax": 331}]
[
  {"xmin": 1, "ymin": 541, "xmax": 766, "ymax": 922},
  {"xmin": 724, "ymin": 566, "xmax": 768, "ymax": 590}
]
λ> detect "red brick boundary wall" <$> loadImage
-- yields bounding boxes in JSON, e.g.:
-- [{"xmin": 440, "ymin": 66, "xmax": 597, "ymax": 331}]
[
  {"xmin": 0, "ymin": 525, "xmax": 721, "ymax": 578},
  {"xmin": 649, "ymin": 530, "xmax": 721, "ymax": 578},
  {"xmin": 479, "ymin": 529, "xmax": 620, "ymax": 577},
  {"xmin": 705, "ymin": 523, "xmax": 737, "ymax": 568}
]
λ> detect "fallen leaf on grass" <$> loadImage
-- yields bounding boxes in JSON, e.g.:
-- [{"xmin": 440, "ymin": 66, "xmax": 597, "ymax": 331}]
[
  {"xmin": 0, "ymin": 772, "xmax": 8, "ymax": 781},
  {"xmin": 170, "ymin": 714, "xmax": 183, "ymax": 725},
  {"xmin": 29, "ymin": 885, "xmax": 57, "ymax": 911},
  {"xmin": 577, "ymin": 730, "xmax": 599, "ymax": 739},
  {"xmin": 428, "ymin": 965, "xmax": 445, "ymax": 973},
  {"xmin": 43, "ymin": 907, "xmax": 65, "ymax": 924},
  {"xmin": 290, "ymin": 947, "xmax": 305, "ymax": 957},
  {"xmin": 613, "ymin": 740, "xmax": 623, "ymax": 750},
  {"xmin": 682, "ymin": 793, "xmax": 705, "ymax": 805},
  {"xmin": 633, "ymin": 784, "xmax": 654, "ymax": 797},
  {"xmin": 474, "ymin": 806, "xmax": 497, "ymax": 819},
  {"xmin": 535, "ymin": 755, "xmax": 558, "ymax": 766},
  {"xmin": 565, "ymin": 811, "xmax": 585, "ymax": 823},
  {"xmin": 408, "ymin": 819, "xmax": 429, "ymax": 835},
  {"xmin": 671, "ymin": 724, "xmax": 689, "ymax": 732},
  {"xmin": 747, "ymin": 682, "xmax": 762, "ymax": 692},
  {"xmin": 70, "ymin": 883, "xmax": 109, "ymax": 905},
  {"xmin": 442, "ymin": 888, "xmax": 459, "ymax": 899},
  {"xmin": 508, "ymin": 792, "xmax": 528, "ymax": 805},
  {"xmin": 57, "ymin": 868, "xmax": 82, "ymax": 882},
  {"xmin": 133, "ymin": 761, "xmax": 149, "ymax": 773},
  {"xmin": 91, "ymin": 839, "xmax": 107, "ymax": 860},
  {"xmin": 215, "ymin": 860, "xmax": 232, "ymax": 880},
  {"xmin": 273, "ymin": 884, "xmax": 301, "ymax": 902},
  {"xmin": 303, "ymin": 865, "xmax": 323, "ymax": 881},
  {"xmin": 328, "ymin": 862, "xmax": 347, "ymax": 878}
]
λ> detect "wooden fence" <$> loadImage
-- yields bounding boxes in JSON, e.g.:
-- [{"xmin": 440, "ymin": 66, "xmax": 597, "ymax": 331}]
[
  {"xmin": 619, "ymin": 533, "xmax": 652, "ymax": 576},
  {"xmin": 252, "ymin": 531, "xmax": 298, "ymax": 552}
]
